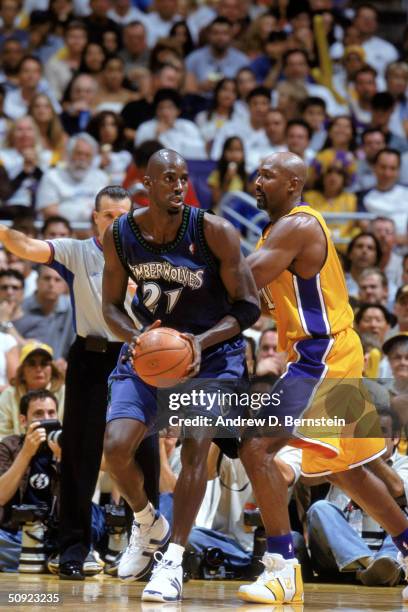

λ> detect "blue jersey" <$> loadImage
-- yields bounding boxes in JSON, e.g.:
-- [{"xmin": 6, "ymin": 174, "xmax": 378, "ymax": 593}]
[{"xmin": 113, "ymin": 206, "xmax": 238, "ymax": 336}]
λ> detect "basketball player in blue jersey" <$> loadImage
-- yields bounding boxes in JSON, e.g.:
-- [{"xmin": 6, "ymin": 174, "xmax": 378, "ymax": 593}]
[
  {"xmin": 102, "ymin": 148, "xmax": 260, "ymax": 601},
  {"xmin": 237, "ymin": 152, "xmax": 408, "ymax": 604}
]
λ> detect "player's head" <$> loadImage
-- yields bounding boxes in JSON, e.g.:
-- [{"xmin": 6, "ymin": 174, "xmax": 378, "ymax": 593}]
[
  {"xmin": 144, "ymin": 149, "xmax": 188, "ymax": 216},
  {"xmin": 93, "ymin": 185, "xmax": 131, "ymax": 240},
  {"xmin": 255, "ymin": 152, "xmax": 307, "ymax": 216}
]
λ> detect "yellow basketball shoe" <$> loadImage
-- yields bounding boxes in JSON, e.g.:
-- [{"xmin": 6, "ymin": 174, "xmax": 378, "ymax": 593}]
[{"xmin": 238, "ymin": 553, "xmax": 304, "ymax": 604}]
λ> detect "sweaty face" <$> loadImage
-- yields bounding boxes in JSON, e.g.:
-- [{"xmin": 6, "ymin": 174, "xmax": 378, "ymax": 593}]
[{"xmin": 145, "ymin": 157, "xmax": 189, "ymax": 215}]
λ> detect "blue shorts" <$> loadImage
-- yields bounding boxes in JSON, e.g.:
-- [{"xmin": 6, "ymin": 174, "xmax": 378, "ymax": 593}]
[{"xmin": 106, "ymin": 337, "xmax": 247, "ymax": 429}]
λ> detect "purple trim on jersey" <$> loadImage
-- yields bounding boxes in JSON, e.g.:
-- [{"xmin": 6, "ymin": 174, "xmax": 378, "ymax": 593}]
[
  {"xmin": 93, "ymin": 237, "xmax": 103, "ymax": 252},
  {"xmin": 45, "ymin": 240, "xmax": 55, "ymax": 265}
]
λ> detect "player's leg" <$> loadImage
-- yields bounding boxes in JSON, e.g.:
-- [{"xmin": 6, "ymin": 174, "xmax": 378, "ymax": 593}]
[
  {"xmin": 142, "ymin": 436, "xmax": 212, "ymax": 602},
  {"xmin": 237, "ymin": 436, "xmax": 304, "ymax": 604}
]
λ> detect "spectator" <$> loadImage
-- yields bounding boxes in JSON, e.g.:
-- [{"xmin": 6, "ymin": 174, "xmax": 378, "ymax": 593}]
[
  {"xmin": 94, "ymin": 55, "xmax": 138, "ymax": 113},
  {"xmin": 354, "ymin": 128, "xmax": 386, "ymax": 192},
  {"xmin": 208, "ymin": 136, "xmax": 247, "ymax": 210},
  {"xmin": 41, "ymin": 216, "xmax": 72, "ymax": 240},
  {"xmin": 28, "ymin": 94, "xmax": 67, "ymax": 164},
  {"xmin": 344, "ymin": 232, "xmax": 382, "ymax": 298},
  {"xmin": 301, "ymin": 96, "xmax": 327, "ymax": 152},
  {"xmin": 83, "ymin": 0, "xmax": 120, "ymax": 46},
  {"xmin": 0, "ymin": 269, "xmax": 25, "ymax": 347},
  {"xmin": 7, "ymin": 248, "xmax": 38, "ymax": 300},
  {"xmin": 280, "ymin": 48, "xmax": 344, "ymax": 117},
  {"xmin": 349, "ymin": 66, "xmax": 377, "ymax": 129},
  {"xmin": 108, "ymin": 0, "xmax": 147, "ymax": 26},
  {"xmin": 169, "ymin": 21, "xmax": 195, "ymax": 58},
  {"xmin": 195, "ymin": 78, "xmax": 238, "ymax": 149},
  {"xmin": 87, "ymin": 110, "xmax": 131, "ymax": 184},
  {"xmin": 0, "ymin": 0, "xmax": 28, "ymax": 49},
  {"xmin": 275, "ymin": 80, "xmax": 308, "ymax": 122},
  {"xmin": 4, "ymin": 55, "xmax": 61, "ymax": 121},
  {"xmin": 307, "ymin": 407, "xmax": 405, "ymax": 586},
  {"xmin": 355, "ymin": 303, "xmax": 394, "ymax": 346},
  {"xmin": 120, "ymin": 63, "xmax": 181, "ymax": 142},
  {"xmin": 211, "ymin": 86, "xmax": 270, "ymax": 170},
  {"xmin": 393, "ymin": 286, "xmax": 408, "ymax": 334},
  {"xmin": 0, "ymin": 37, "xmax": 25, "ymax": 92},
  {"xmin": 370, "ymin": 93, "xmax": 408, "ymax": 154},
  {"xmin": 135, "ymin": 88, "xmax": 206, "ymax": 160},
  {"xmin": 305, "ymin": 166, "xmax": 358, "ymax": 246},
  {"xmin": 255, "ymin": 328, "xmax": 285, "ymax": 377},
  {"xmin": 285, "ymin": 119, "xmax": 314, "ymax": 165},
  {"xmin": 383, "ymin": 334, "xmax": 408, "ymax": 397},
  {"xmin": 79, "ymin": 42, "xmax": 107, "ymax": 78},
  {"xmin": 245, "ymin": 107, "xmax": 287, "ymax": 172},
  {"xmin": 360, "ymin": 149, "xmax": 408, "ymax": 244},
  {"xmin": 249, "ymin": 31, "xmax": 288, "ymax": 88},
  {"xmin": 144, "ymin": 0, "xmax": 182, "ymax": 49},
  {"xmin": 240, "ymin": 11, "xmax": 279, "ymax": 60},
  {"xmin": 310, "ymin": 115, "xmax": 357, "ymax": 188},
  {"xmin": 358, "ymin": 268, "xmax": 390, "ymax": 309},
  {"xmin": 403, "ymin": 256, "xmax": 408, "ymax": 286},
  {"xmin": 386, "ymin": 62, "xmax": 408, "ymax": 140},
  {"xmin": 234, "ymin": 66, "xmax": 256, "ymax": 120},
  {"xmin": 0, "ymin": 389, "xmax": 61, "ymax": 571},
  {"xmin": 353, "ymin": 4, "xmax": 398, "ymax": 78},
  {"xmin": 36, "ymin": 133, "xmax": 108, "ymax": 222},
  {"xmin": 60, "ymin": 73, "xmax": 98, "ymax": 136},
  {"xmin": 332, "ymin": 45, "xmax": 367, "ymax": 103},
  {"xmin": 185, "ymin": 17, "xmax": 249, "ymax": 96},
  {"xmin": 0, "ymin": 343, "xmax": 65, "ymax": 440},
  {"xmin": 13, "ymin": 266, "xmax": 73, "ymax": 361},
  {"xmin": 45, "ymin": 21, "xmax": 88, "ymax": 101},
  {"xmin": 369, "ymin": 217, "xmax": 402, "ymax": 296},
  {"xmin": 119, "ymin": 21, "xmax": 150, "ymax": 81},
  {"xmin": 26, "ymin": 10, "xmax": 64, "ymax": 66}
]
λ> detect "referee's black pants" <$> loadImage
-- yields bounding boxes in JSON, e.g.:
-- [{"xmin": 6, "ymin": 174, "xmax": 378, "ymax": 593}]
[{"xmin": 59, "ymin": 336, "xmax": 160, "ymax": 565}]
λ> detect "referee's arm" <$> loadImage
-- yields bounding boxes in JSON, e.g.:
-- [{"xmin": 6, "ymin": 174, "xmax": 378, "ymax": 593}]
[{"xmin": 0, "ymin": 224, "xmax": 52, "ymax": 264}]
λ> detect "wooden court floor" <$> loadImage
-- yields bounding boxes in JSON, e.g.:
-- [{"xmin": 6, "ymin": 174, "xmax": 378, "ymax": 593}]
[{"xmin": 0, "ymin": 574, "xmax": 406, "ymax": 611}]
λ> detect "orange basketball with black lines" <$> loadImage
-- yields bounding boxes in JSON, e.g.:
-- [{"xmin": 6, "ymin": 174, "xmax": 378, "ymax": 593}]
[{"xmin": 132, "ymin": 327, "xmax": 193, "ymax": 388}]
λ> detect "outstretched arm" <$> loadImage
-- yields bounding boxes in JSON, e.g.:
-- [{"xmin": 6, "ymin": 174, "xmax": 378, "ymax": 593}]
[
  {"xmin": 0, "ymin": 224, "xmax": 51, "ymax": 264},
  {"xmin": 102, "ymin": 223, "xmax": 137, "ymax": 344},
  {"xmin": 197, "ymin": 215, "xmax": 260, "ymax": 351}
]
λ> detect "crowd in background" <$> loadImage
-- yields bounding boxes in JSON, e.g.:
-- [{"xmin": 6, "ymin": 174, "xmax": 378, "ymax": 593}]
[{"xmin": 0, "ymin": 0, "xmax": 408, "ymax": 587}]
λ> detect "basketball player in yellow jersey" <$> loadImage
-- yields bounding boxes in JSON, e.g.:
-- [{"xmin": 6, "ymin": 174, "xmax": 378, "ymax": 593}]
[{"xmin": 238, "ymin": 152, "xmax": 408, "ymax": 604}]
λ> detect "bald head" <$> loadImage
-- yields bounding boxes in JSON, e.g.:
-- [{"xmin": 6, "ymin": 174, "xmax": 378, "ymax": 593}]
[
  {"xmin": 146, "ymin": 148, "xmax": 186, "ymax": 179},
  {"xmin": 262, "ymin": 152, "xmax": 307, "ymax": 187}
]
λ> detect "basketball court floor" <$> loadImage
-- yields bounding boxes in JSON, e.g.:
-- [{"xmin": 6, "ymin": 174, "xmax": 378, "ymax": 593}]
[{"xmin": 0, "ymin": 574, "xmax": 405, "ymax": 611}]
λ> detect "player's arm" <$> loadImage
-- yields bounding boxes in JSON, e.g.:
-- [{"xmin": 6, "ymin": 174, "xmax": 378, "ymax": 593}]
[
  {"xmin": 197, "ymin": 215, "xmax": 260, "ymax": 351},
  {"xmin": 0, "ymin": 224, "xmax": 51, "ymax": 264},
  {"xmin": 247, "ymin": 215, "xmax": 316, "ymax": 290},
  {"xmin": 102, "ymin": 223, "xmax": 139, "ymax": 344}
]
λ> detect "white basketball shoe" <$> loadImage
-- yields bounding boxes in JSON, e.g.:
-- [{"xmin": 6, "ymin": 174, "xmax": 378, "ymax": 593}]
[
  {"xmin": 118, "ymin": 512, "xmax": 170, "ymax": 581},
  {"xmin": 238, "ymin": 552, "xmax": 304, "ymax": 604},
  {"xmin": 142, "ymin": 551, "xmax": 183, "ymax": 602}
]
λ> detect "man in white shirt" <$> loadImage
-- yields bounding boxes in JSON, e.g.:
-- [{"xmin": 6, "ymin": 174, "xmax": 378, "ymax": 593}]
[
  {"xmin": 36, "ymin": 133, "xmax": 108, "ymax": 222},
  {"xmin": 353, "ymin": 4, "xmax": 398, "ymax": 79},
  {"xmin": 360, "ymin": 149, "xmax": 408, "ymax": 241},
  {"xmin": 135, "ymin": 89, "xmax": 207, "ymax": 160},
  {"xmin": 211, "ymin": 86, "xmax": 271, "ymax": 167},
  {"xmin": 354, "ymin": 128, "xmax": 386, "ymax": 192},
  {"xmin": 143, "ymin": 0, "xmax": 182, "ymax": 48},
  {"xmin": 245, "ymin": 108, "xmax": 287, "ymax": 175}
]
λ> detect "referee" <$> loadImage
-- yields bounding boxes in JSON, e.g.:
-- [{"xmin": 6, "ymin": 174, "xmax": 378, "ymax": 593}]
[{"xmin": 0, "ymin": 186, "xmax": 160, "ymax": 579}]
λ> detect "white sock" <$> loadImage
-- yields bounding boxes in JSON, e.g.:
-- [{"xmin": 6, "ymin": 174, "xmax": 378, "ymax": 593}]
[
  {"xmin": 165, "ymin": 542, "xmax": 185, "ymax": 564},
  {"xmin": 134, "ymin": 502, "xmax": 155, "ymax": 526}
]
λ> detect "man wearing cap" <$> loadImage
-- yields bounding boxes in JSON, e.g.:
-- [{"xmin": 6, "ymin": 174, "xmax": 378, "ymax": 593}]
[{"xmin": 0, "ymin": 185, "xmax": 160, "ymax": 580}]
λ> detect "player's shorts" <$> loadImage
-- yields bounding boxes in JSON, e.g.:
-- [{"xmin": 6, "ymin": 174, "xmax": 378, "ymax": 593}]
[
  {"xmin": 251, "ymin": 327, "xmax": 386, "ymax": 474},
  {"xmin": 106, "ymin": 336, "xmax": 247, "ymax": 431}
]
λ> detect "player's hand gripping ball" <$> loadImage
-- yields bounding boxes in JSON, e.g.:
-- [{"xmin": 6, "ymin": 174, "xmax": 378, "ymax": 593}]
[{"xmin": 132, "ymin": 327, "xmax": 195, "ymax": 387}]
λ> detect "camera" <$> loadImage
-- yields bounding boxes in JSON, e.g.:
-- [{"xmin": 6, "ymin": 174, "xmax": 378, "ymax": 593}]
[
  {"xmin": 36, "ymin": 419, "xmax": 62, "ymax": 451},
  {"xmin": 104, "ymin": 504, "xmax": 128, "ymax": 573},
  {"xmin": 11, "ymin": 504, "xmax": 49, "ymax": 573}
]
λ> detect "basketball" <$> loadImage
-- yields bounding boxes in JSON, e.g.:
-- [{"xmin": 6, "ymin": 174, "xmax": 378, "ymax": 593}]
[{"xmin": 132, "ymin": 327, "xmax": 193, "ymax": 388}]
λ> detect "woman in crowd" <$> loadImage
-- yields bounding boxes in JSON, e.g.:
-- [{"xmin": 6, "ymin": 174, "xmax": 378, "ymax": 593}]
[
  {"xmin": 235, "ymin": 67, "xmax": 257, "ymax": 120},
  {"xmin": 79, "ymin": 42, "xmax": 107, "ymax": 79},
  {"xmin": 94, "ymin": 55, "xmax": 138, "ymax": 113},
  {"xmin": 310, "ymin": 115, "xmax": 357, "ymax": 187},
  {"xmin": 28, "ymin": 93, "xmax": 67, "ymax": 164},
  {"xmin": 195, "ymin": 78, "xmax": 238, "ymax": 150},
  {"xmin": 343, "ymin": 232, "xmax": 382, "ymax": 298},
  {"xmin": 0, "ymin": 342, "xmax": 65, "ymax": 440},
  {"xmin": 208, "ymin": 136, "xmax": 248, "ymax": 210},
  {"xmin": 169, "ymin": 21, "xmax": 195, "ymax": 57},
  {"xmin": 87, "ymin": 110, "xmax": 131, "ymax": 184},
  {"xmin": 305, "ymin": 165, "xmax": 358, "ymax": 249}
]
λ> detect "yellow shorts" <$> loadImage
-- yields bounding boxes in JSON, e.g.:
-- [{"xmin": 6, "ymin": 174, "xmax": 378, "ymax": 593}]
[{"xmin": 300, "ymin": 436, "xmax": 386, "ymax": 476}]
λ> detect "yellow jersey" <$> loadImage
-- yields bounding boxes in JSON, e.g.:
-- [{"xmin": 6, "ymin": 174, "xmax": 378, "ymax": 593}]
[{"xmin": 258, "ymin": 203, "xmax": 354, "ymax": 355}]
